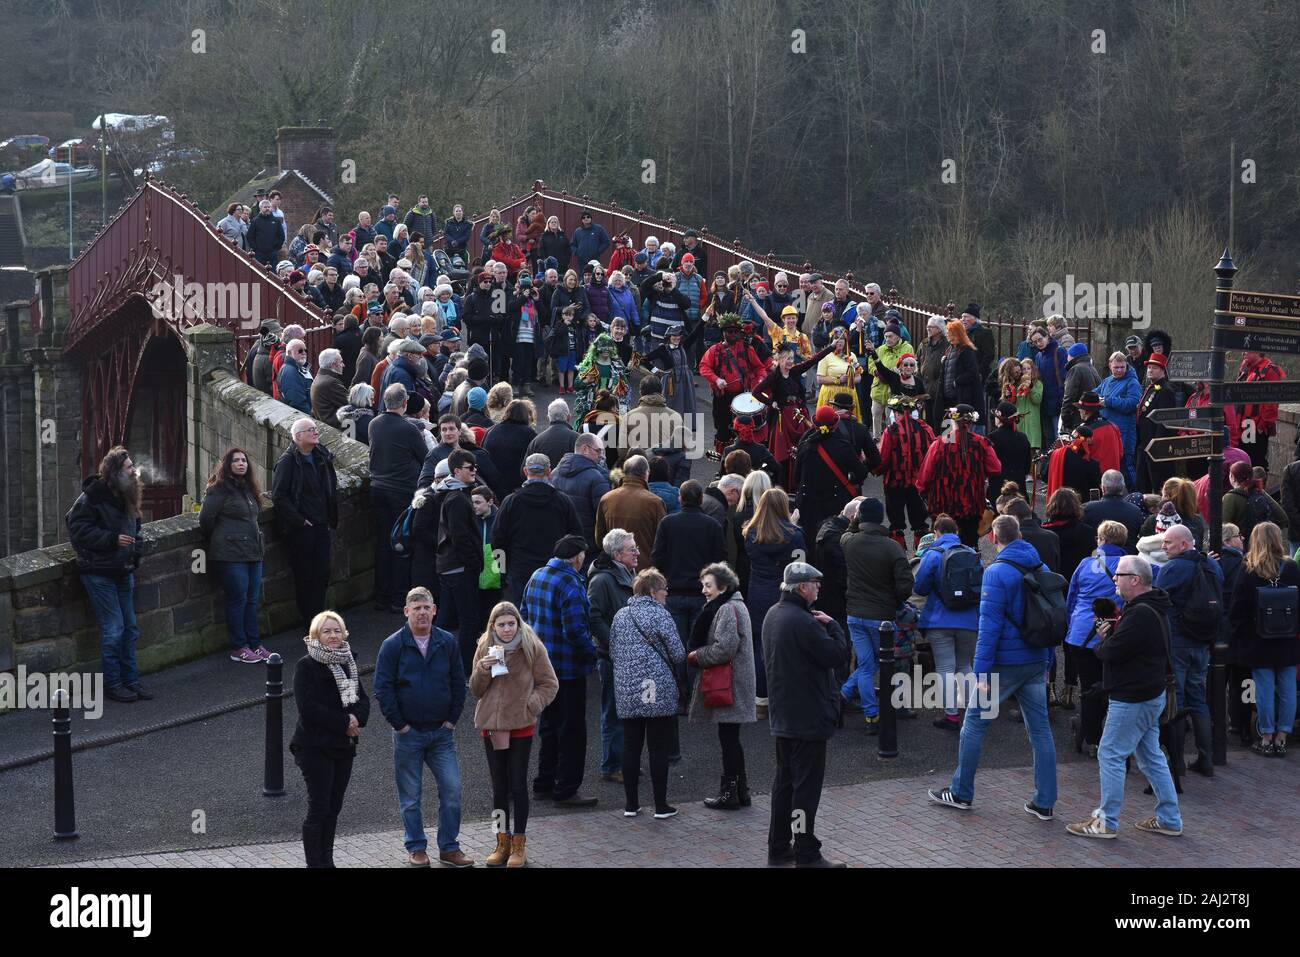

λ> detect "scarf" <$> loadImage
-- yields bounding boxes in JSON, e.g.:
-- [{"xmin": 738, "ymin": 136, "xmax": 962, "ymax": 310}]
[
  {"xmin": 305, "ymin": 638, "xmax": 359, "ymax": 705},
  {"xmin": 690, "ymin": 587, "xmax": 739, "ymax": 651},
  {"xmin": 496, "ymin": 632, "xmax": 523, "ymax": 654}
]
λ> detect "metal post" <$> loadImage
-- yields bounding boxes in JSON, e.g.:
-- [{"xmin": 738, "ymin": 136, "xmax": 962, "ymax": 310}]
[
  {"xmin": 263, "ymin": 653, "xmax": 286, "ymax": 797},
  {"xmin": 52, "ymin": 689, "xmax": 78, "ymax": 840},
  {"xmin": 877, "ymin": 621, "xmax": 898, "ymax": 758},
  {"xmin": 1209, "ymin": 249, "xmax": 1236, "ymax": 766},
  {"xmin": 67, "ymin": 145, "xmax": 74, "ymax": 261},
  {"xmin": 100, "ymin": 113, "xmax": 107, "ymax": 225}
]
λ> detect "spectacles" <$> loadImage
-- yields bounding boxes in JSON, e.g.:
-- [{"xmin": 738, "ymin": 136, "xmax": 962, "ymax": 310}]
[
  {"xmin": 295, "ymin": 427, "xmax": 319, "ymax": 436},
  {"xmin": 1113, "ymin": 572, "xmax": 1140, "ymax": 580}
]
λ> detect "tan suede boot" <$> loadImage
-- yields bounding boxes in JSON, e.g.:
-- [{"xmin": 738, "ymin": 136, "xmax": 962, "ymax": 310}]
[
  {"xmin": 507, "ymin": 834, "xmax": 527, "ymax": 868},
  {"xmin": 486, "ymin": 832, "xmax": 512, "ymax": 867}
]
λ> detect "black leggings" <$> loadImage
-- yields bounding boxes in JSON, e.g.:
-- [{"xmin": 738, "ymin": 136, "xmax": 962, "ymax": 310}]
[
  {"xmin": 957, "ymin": 517, "xmax": 981, "ymax": 549},
  {"xmin": 718, "ymin": 722, "xmax": 746, "ymax": 777},
  {"xmin": 622, "ymin": 716, "xmax": 674, "ymax": 812},
  {"xmin": 483, "ymin": 735, "xmax": 533, "ymax": 834}
]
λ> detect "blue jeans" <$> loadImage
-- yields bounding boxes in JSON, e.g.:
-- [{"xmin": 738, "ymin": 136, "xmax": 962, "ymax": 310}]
[
  {"xmin": 926, "ymin": 628, "xmax": 977, "ymax": 717},
  {"xmin": 840, "ymin": 617, "xmax": 881, "ymax": 717},
  {"xmin": 1172, "ymin": 641, "xmax": 1210, "ymax": 717},
  {"xmin": 951, "ymin": 660, "xmax": 1057, "ymax": 808},
  {"xmin": 81, "ymin": 574, "xmax": 139, "ymax": 691},
  {"xmin": 1253, "ymin": 666, "xmax": 1298, "ymax": 735},
  {"xmin": 212, "ymin": 560, "xmax": 263, "ymax": 650},
  {"xmin": 393, "ymin": 726, "xmax": 462, "ymax": 854},
  {"xmin": 596, "ymin": 657, "xmax": 624, "ymax": 775},
  {"xmin": 1097, "ymin": 694, "xmax": 1182, "ymax": 832}
]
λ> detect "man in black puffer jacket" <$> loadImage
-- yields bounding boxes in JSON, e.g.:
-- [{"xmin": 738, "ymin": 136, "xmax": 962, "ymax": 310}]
[
  {"xmin": 651, "ymin": 480, "xmax": 726, "ymax": 642},
  {"xmin": 492, "ymin": 454, "xmax": 583, "ymax": 605},
  {"xmin": 763, "ymin": 562, "xmax": 850, "ymax": 868},
  {"xmin": 66, "ymin": 446, "xmax": 148, "ymax": 703}
]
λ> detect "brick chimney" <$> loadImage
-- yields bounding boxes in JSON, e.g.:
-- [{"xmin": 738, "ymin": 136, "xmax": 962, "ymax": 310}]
[{"xmin": 276, "ymin": 126, "xmax": 336, "ymax": 197}]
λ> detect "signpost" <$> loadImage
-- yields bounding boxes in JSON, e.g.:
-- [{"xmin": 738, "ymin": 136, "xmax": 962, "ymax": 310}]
[
  {"xmin": 1225, "ymin": 289, "xmax": 1300, "ymax": 321},
  {"xmin": 1165, "ymin": 350, "xmax": 1215, "ymax": 382},
  {"xmin": 1145, "ymin": 406, "xmax": 1222, "ymax": 428},
  {"xmin": 1216, "ymin": 327, "xmax": 1300, "ymax": 355},
  {"xmin": 1220, "ymin": 379, "xmax": 1300, "ymax": 405},
  {"xmin": 1144, "ymin": 432, "xmax": 1222, "ymax": 462}
]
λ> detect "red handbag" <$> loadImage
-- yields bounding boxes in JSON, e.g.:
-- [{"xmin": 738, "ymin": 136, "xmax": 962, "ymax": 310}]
[{"xmin": 700, "ymin": 606, "xmax": 739, "ymax": 708}]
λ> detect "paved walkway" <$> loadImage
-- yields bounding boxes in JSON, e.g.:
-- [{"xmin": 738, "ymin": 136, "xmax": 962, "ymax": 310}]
[{"xmin": 56, "ymin": 747, "xmax": 1299, "ymax": 868}]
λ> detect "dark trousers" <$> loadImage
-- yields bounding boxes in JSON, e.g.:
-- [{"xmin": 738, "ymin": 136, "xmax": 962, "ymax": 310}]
[
  {"xmin": 534, "ymin": 675, "xmax": 588, "ymax": 799},
  {"xmin": 293, "ymin": 745, "xmax": 354, "ymax": 867},
  {"xmin": 622, "ymin": 715, "xmax": 674, "ymax": 812},
  {"xmin": 1242, "ymin": 432, "xmax": 1271, "ymax": 470},
  {"xmin": 712, "ymin": 391, "xmax": 736, "ymax": 449},
  {"xmin": 490, "ymin": 339, "xmax": 511, "ymax": 384},
  {"xmin": 513, "ymin": 341, "xmax": 535, "ymax": 386},
  {"xmin": 372, "ymin": 486, "xmax": 412, "ymax": 606},
  {"xmin": 885, "ymin": 485, "xmax": 929, "ymax": 535},
  {"xmin": 436, "ymin": 571, "xmax": 480, "ymax": 674},
  {"xmin": 288, "ymin": 524, "xmax": 332, "ymax": 628},
  {"xmin": 768, "ymin": 736, "xmax": 828, "ymax": 863},
  {"xmin": 718, "ymin": 722, "xmax": 746, "ymax": 777},
  {"xmin": 1137, "ymin": 451, "xmax": 1174, "ymax": 495},
  {"xmin": 957, "ymin": 516, "xmax": 981, "ymax": 549},
  {"xmin": 1228, "ymin": 664, "xmax": 1254, "ymax": 738},
  {"xmin": 484, "ymin": 735, "xmax": 533, "ymax": 834}
]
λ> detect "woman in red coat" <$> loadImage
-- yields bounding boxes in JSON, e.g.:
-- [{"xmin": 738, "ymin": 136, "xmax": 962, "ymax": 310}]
[{"xmin": 490, "ymin": 224, "xmax": 527, "ymax": 277}]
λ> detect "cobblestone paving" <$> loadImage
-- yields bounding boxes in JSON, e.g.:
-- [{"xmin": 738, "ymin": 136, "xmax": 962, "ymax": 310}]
[{"xmin": 57, "ymin": 748, "xmax": 1299, "ymax": 868}]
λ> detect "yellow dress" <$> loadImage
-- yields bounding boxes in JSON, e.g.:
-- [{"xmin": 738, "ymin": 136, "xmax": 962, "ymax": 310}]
[{"xmin": 816, "ymin": 351, "xmax": 863, "ymax": 421}]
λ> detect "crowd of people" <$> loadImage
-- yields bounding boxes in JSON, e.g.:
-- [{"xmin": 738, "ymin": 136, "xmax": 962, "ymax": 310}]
[{"xmin": 60, "ymin": 191, "xmax": 1300, "ymax": 866}]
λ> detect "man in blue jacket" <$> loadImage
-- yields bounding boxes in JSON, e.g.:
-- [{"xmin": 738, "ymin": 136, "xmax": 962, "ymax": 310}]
[
  {"xmin": 912, "ymin": 515, "xmax": 981, "ymax": 731},
  {"xmin": 1096, "ymin": 352, "xmax": 1142, "ymax": 487},
  {"xmin": 570, "ymin": 210, "xmax": 610, "ymax": 268},
  {"xmin": 1153, "ymin": 524, "xmax": 1223, "ymax": 777},
  {"xmin": 929, "ymin": 515, "xmax": 1057, "ymax": 817},
  {"xmin": 372, "ymin": 586, "xmax": 473, "ymax": 868}
]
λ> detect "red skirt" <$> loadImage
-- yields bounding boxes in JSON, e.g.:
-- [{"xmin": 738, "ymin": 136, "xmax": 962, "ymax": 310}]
[{"xmin": 771, "ymin": 404, "xmax": 809, "ymax": 463}]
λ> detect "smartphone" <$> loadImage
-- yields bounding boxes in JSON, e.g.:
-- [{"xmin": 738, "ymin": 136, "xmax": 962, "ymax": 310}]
[{"xmin": 1089, "ymin": 488, "xmax": 1101, "ymax": 501}]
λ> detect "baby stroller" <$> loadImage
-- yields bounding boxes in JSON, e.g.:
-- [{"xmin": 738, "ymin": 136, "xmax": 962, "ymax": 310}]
[{"xmin": 433, "ymin": 248, "xmax": 469, "ymax": 293}]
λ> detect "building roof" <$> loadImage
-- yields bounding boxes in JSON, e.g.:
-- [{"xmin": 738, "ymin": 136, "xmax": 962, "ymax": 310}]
[{"xmin": 213, "ymin": 169, "xmax": 331, "ymax": 218}]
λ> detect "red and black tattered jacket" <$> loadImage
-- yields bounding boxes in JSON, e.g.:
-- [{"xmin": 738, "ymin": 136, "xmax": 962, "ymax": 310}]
[
  {"xmin": 1235, "ymin": 356, "xmax": 1285, "ymax": 435},
  {"xmin": 700, "ymin": 340, "xmax": 766, "ymax": 395},
  {"xmin": 917, "ymin": 427, "xmax": 1001, "ymax": 520},
  {"xmin": 877, "ymin": 415, "xmax": 935, "ymax": 489}
]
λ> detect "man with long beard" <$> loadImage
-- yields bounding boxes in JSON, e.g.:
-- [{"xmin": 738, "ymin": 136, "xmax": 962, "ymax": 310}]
[{"xmin": 67, "ymin": 446, "xmax": 151, "ymax": 703}]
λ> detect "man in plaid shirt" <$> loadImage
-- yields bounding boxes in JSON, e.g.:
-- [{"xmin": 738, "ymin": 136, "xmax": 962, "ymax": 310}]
[{"xmin": 523, "ymin": 534, "xmax": 600, "ymax": 806}]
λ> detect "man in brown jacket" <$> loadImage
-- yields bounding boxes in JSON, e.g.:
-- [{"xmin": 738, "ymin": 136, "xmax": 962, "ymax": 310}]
[
  {"xmin": 310, "ymin": 348, "xmax": 351, "ymax": 429},
  {"xmin": 595, "ymin": 455, "xmax": 666, "ymax": 571}
]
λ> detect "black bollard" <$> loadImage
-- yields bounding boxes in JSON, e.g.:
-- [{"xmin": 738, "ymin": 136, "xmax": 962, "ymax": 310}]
[
  {"xmin": 263, "ymin": 653, "xmax": 286, "ymax": 797},
  {"xmin": 1211, "ymin": 639, "xmax": 1228, "ymax": 766},
  {"xmin": 877, "ymin": 621, "xmax": 898, "ymax": 758},
  {"xmin": 52, "ymin": 688, "xmax": 78, "ymax": 840}
]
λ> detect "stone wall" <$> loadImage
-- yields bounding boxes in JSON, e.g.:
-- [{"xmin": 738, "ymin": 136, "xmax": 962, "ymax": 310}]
[{"xmin": 0, "ymin": 325, "xmax": 375, "ymax": 676}]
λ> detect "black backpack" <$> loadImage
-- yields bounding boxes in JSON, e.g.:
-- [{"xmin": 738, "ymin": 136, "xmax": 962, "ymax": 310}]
[
  {"xmin": 996, "ymin": 558, "xmax": 1068, "ymax": 648},
  {"xmin": 936, "ymin": 544, "xmax": 983, "ymax": 610},
  {"xmin": 1247, "ymin": 489, "xmax": 1273, "ymax": 524},
  {"xmin": 1177, "ymin": 554, "xmax": 1222, "ymax": 643},
  {"xmin": 1256, "ymin": 574, "xmax": 1299, "ymax": 640}
]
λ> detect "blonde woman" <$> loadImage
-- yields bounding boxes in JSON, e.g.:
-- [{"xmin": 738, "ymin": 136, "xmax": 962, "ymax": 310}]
[
  {"xmin": 290, "ymin": 610, "xmax": 370, "ymax": 868},
  {"xmin": 1228, "ymin": 522, "xmax": 1299, "ymax": 757},
  {"xmin": 743, "ymin": 487, "xmax": 806, "ymax": 716},
  {"xmin": 486, "ymin": 381, "xmax": 514, "ymax": 424},
  {"xmin": 815, "ymin": 327, "xmax": 863, "ymax": 422},
  {"xmin": 1016, "ymin": 357, "xmax": 1044, "ymax": 451},
  {"xmin": 470, "ymin": 602, "xmax": 559, "ymax": 867}
]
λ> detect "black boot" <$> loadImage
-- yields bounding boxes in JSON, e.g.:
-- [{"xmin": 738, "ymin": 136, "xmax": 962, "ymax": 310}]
[
  {"xmin": 320, "ymin": 818, "xmax": 338, "ymax": 867},
  {"xmin": 703, "ymin": 775, "xmax": 741, "ymax": 810},
  {"xmin": 1190, "ymin": 713, "xmax": 1214, "ymax": 777},
  {"xmin": 736, "ymin": 772, "xmax": 752, "ymax": 808}
]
